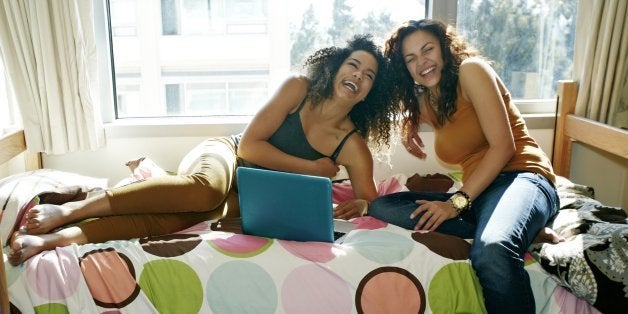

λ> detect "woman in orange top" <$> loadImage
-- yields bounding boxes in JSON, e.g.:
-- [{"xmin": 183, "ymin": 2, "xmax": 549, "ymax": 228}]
[{"xmin": 369, "ymin": 19, "xmax": 559, "ymax": 313}]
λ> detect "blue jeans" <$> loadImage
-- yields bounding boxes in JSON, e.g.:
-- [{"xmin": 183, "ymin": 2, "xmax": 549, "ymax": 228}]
[{"xmin": 369, "ymin": 171, "xmax": 559, "ymax": 314}]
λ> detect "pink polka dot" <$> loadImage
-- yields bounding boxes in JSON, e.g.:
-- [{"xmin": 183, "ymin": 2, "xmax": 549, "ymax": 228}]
[
  {"xmin": 282, "ymin": 264, "xmax": 352, "ymax": 313},
  {"xmin": 356, "ymin": 267, "xmax": 425, "ymax": 313},
  {"xmin": 26, "ymin": 247, "xmax": 81, "ymax": 299},
  {"xmin": 553, "ymin": 285, "xmax": 600, "ymax": 313},
  {"xmin": 278, "ymin": 240, "xmax": 337, "ymax": 263},
  {"xmin": 80, "ymin": 249, "xmax": 139, "ymax": 308},
  {"xmin": 210, "ymin": 234, "xmax": 272, "ymax": 257},
  {"xmin": 352, "ymin": 216, "xmax": 388, "ymax": 230}
]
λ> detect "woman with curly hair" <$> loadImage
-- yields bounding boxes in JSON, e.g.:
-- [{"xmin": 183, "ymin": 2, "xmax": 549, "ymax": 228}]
[
  {"xmin": 9, "ymin": 34, "xmax": 398, "ymax": 266},
  {"xmin": 368, "ymin": 19, "xmax": 560, "ymax": 313}
]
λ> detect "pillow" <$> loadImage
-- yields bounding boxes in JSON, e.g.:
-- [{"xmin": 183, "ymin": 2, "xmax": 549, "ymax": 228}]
[
  {"xmin": 114, "ymin": 157, "xmax": 171, "ymax": 187},
  {"xmin": 0, "ymin": 169, "xmax": 108, "ymax": 244}
]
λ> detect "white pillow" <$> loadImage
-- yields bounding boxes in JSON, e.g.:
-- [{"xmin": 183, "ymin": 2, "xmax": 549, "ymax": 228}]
[{"xmin": 0, "ymin": 169, "xmax": 108, "ymax": 244}]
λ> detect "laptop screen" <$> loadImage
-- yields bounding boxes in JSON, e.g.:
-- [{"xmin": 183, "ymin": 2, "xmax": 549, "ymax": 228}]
[{"xmin": 236, "ymin": 167, "xmax": 335, "ymax": 242}]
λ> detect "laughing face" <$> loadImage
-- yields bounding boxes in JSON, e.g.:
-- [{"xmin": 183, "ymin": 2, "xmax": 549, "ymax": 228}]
[
  {"xmin": 401, "ymin": 30, "xmax": 443, "ymax": 91},
  {"xmin": 335, "ymin": 50, "xmax": 378, "ymax": 103}
]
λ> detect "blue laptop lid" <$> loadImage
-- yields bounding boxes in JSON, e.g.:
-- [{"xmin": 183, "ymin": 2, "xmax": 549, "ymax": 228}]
[{"xmin": 236, "ymin": 167, "xmax": 334, "ymax": 242}]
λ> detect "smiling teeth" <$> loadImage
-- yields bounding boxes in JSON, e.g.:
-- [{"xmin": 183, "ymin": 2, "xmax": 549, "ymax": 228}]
[
  {"xmin": 343, "ymin": 81, "xmax": 358, "ymax": 92},
  {"xmin": 421, "ymin": 67, "xmax": 434, "ymax": 76}
]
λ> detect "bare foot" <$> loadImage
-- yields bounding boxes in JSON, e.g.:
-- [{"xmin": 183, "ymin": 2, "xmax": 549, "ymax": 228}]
[
  {"xmin": 8, "ymin": 232, "xmax": 50, "ymax": 266},
  {"xmin": 25, "ymin": 204, "xmax": 74, "ymax": 234},
  {"xmin": 8, "ymin": 228, "xmax": 81, "ymax": 266},
  {"xmin": 533, "ymin": 227, "xmax": 565, "ymax": 244}
]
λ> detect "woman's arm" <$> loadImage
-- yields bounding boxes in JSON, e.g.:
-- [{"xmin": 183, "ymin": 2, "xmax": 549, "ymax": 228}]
[
  {"xmin": 332, "ymin": 134, "xmax": 378, "ymax": 219},
  {"xmin": 457, "ymin": 58, "xmax": 516, "ymax": 201},
  {"xmin": 238, "ymin": 76, "xmax": 339, "ymax": 177}
]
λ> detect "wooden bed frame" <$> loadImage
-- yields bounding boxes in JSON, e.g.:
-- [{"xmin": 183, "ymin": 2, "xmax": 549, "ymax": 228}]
[
  {"xmin": 1, "ymin": 80, "xmax": 626, "ymax": 312},
  {"xmin": 0, "ymin": 129, "xmax": 41, "ymax": 314},
  {"xmin": 552, "ymin": 81, "xmax": 628, "ymax": 176}
]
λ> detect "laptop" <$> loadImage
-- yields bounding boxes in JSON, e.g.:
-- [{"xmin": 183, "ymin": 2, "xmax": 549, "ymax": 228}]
[{"xmin": 236, "ymin": 167, "xmax": 356, "ymax": 243}]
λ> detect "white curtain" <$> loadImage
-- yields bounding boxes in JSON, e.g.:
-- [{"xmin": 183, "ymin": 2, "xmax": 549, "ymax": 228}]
[
  {"xmin": 0, "ymin": 0, "xmax": 105, "ymax": 154},
  {"xmin": 573, "ymin": 0, "xmax": 628, "ymax": 129}
]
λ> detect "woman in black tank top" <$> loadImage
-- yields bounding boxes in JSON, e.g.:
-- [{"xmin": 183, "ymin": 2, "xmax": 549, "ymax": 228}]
[
  {"xmin": 238, "ymin": 34, "xmax": 398, "ymax": 219},
  {"xmin": 9, "ymin": 34, "xmax": 398, "ymax": 266}
]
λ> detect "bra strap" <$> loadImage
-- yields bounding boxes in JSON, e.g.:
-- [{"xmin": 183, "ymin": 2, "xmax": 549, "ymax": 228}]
[{"xmin": 330, "ymin": 129, "xmax": 358, "ymax": 162}]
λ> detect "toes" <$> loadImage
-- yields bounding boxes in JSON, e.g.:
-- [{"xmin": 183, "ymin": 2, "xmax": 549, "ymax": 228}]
[{"xmin": 25, "ymin": 222, "xmax": 40, "ymax": 232}]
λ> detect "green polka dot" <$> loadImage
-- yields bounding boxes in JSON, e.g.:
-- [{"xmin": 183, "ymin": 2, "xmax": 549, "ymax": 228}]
[
  {"xmin": 34, "ymin": 303, "xmax": 69, "ymax": 314},
  {"xmin": 139, "ymin": 259, "xmax": 203, "ymax": 314},
  {"xmin": 350, "ymin": 230, "xmax": 415, "ymax": 264},
  {"xmin": 206, "ymin": 261, "xmax": 277, "ymax": 313},
  {"xmin": 428, "ymin": 262, "xmax": 486, "ymax": 314}
]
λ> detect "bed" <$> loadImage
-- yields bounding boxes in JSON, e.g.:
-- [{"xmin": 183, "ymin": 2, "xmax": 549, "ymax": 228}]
[{"xmin": 1, "ymin": 81, "xmax": 626, "ymax": 313}]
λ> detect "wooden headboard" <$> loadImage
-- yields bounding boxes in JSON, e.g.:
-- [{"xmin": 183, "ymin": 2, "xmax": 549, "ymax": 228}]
[
  {"xmin": 0, "ymin": 129, "xmax": 41, "ymax": 172},
  {"xmin": 552, "ymin": 81, "xmax": 628, "ymax": 177}
]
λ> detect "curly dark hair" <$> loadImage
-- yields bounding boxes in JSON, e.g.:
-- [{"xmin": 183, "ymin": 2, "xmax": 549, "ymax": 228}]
[
  {"xmin": 384, "ymin": 19, "xmax": 479, "ymax": 128},
  {"xmin": 302, "ymin": 34, "xmax": 398, "ymax": 149}
]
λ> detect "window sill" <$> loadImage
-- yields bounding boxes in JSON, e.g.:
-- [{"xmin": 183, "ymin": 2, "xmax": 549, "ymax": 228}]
[
  {"xmin": 105, "ymin": 116, "xmax": 251, "ymax": 139},
  {"xmin": 105, "ymin": 113, "xmax": 556, "ymax": 139}
]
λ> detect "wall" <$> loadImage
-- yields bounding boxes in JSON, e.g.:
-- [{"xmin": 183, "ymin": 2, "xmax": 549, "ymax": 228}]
[
  {"xmin": 569, "ymin": 143, "xmax": 628, "ymax": 210},
  {"xmin": 42, "ymin": 117, "xmax": 555, "ymax": 187}
]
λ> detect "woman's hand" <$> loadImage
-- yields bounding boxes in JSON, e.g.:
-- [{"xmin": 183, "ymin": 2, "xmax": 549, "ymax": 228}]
[
  {"xmin": 311, "ymin": 157, "xmax": 340, "ymax": 178},
  {"xmin": 333, "ymin": 199, "xmax": 369, "ymax": 220},
  {"xmin": 403, "ymin": 125, "xmax": 426, "ymax": 159},
  {"xmin": 410, "ymin": 200, "xmax": 458, "ymax": 231}
]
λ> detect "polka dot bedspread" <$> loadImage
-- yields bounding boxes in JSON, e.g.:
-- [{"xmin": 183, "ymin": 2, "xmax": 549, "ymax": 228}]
[{"xmin": 4, "ymin": 216, "xmax": 599, "ymax": 314}]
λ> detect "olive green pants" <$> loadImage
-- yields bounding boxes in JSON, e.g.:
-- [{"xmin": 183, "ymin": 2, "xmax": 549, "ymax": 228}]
[{"xmin": 79, "ymin": 137, "xmax": 239, "ymax": 243}]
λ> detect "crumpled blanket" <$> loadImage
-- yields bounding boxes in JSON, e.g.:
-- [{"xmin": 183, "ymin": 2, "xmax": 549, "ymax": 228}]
[{"xmin": 529, "ymin": 177, "xmax": 627, "ymax": 314}]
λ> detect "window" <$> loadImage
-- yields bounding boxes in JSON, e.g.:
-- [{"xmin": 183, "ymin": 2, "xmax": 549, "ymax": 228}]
[
  {"xmin": 455, "ymin": 0, "xmax": 578, "ymax": 111},
  {"xmin": 107, "ymin": 0, "xmax": 576, "ymax": 119},
  {"xmin": 108, "ymin": 0, "xmax": 426, "ymax": 118}
]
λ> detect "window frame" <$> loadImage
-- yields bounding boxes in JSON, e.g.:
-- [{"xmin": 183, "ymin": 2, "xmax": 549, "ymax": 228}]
[{"xmin": 95, "ymin": 0, "xmax": 560, "ymax": 129}]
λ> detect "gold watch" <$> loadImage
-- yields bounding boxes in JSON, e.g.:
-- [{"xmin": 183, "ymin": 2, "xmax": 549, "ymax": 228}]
[{"xmin": 449, "ymin": 191, "xmax": 471, "ymax": 214}]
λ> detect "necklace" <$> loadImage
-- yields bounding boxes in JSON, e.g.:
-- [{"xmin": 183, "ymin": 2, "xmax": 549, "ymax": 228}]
[{"xmin": 426, "ymin": 91, "xmax": 438, "ymax": 110}]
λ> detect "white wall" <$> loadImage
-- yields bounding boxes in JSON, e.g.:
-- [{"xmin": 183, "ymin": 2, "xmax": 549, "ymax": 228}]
[
  {"xmin": 570, "ymin": 143, "xmax": 628, "ymax": 210},
  {"xmin": 42, "ymin": 118, "xmax": 556, "ymax": 186}
]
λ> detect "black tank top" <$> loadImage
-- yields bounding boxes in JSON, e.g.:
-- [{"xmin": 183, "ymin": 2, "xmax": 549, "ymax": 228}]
[{"xmin": 234, "ymin": 101, "xmax": 357, "ymax": 168}]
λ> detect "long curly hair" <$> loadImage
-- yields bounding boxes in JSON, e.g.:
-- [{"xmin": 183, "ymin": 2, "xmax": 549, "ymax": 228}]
[
  {"xmin": 302, "ymin": 34, "xmax": 399, "ymax": 150},
  {"xmin": 384, "ymin": 19, "xmax": 479, "ymax": 129}
]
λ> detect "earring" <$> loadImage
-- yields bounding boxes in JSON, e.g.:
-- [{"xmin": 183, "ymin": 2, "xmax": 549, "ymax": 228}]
[{"xmin": 413, "ymin": 82, "xmax": 425, "ymax": 93}]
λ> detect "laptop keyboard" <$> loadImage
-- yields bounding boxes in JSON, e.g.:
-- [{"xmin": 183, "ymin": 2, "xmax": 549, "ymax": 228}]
[{"xmin": 333, "ymin": 231, "xmax": 346, "ymax": 241}]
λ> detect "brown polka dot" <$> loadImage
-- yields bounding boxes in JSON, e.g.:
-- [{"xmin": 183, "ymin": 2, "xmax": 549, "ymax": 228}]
[
  {"xmin": 412, "ymin": 231, "xmax": 470, "ymax": 260},
  {"xmin": 139, "ymin": 233, "xmax": 203, "ymax": 257},
  {"xmin": 356, "ymin": 266, "xmax": 425, "ymax": 314},
  {"xmin": 9, "ymin": 302, "xmax": 22, "ymax": 313}
]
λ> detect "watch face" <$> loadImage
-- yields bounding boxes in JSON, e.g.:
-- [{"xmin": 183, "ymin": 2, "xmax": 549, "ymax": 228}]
[{"xmin": 452, "ymin": 195, "xmax": 468, "ymax": 208}]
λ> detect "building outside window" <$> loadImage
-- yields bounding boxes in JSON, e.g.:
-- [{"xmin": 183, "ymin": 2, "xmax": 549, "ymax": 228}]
[{"xmin": 107, "ymin": 0, "xmax": 576, "ymax": 119}]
